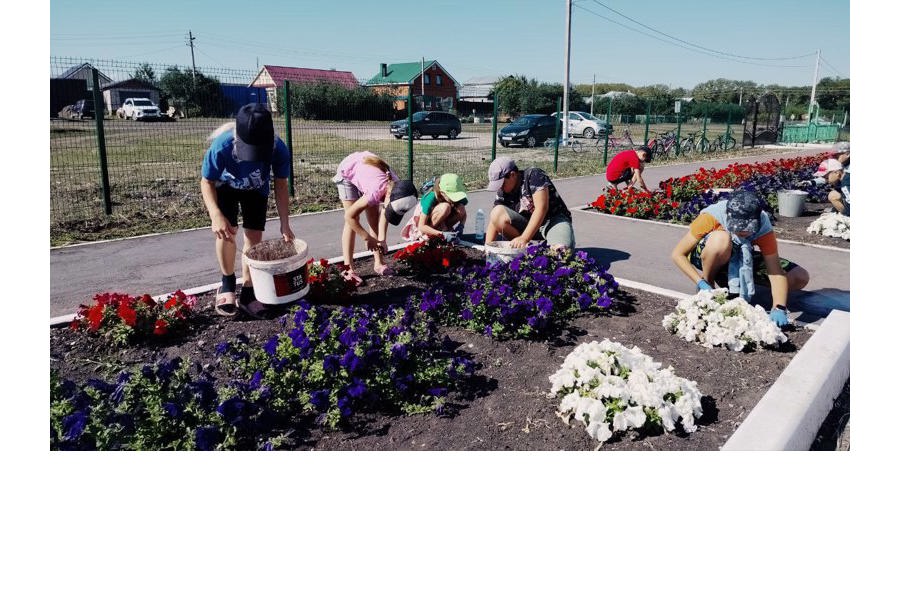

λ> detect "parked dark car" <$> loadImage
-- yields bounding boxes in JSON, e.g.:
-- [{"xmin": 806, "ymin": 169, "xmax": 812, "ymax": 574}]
[
  {"xmin": 58, "ymin": 98, "xmax": 95, "ymax": 120},
  {"xmin": 498, "ymin": 114, "xmax": 561, "ymax": 147},
  {"xmin": 390, "ymin": 111, "xmax": 462, "ymax": 140}
]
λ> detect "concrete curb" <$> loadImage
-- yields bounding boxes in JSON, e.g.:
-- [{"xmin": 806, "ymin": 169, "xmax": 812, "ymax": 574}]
[{"xmin": 721, "ymin": 309, "xmax": 850, "ymax": 450}]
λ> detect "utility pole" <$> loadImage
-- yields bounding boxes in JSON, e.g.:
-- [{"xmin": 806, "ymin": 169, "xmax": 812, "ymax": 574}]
[
  {"xmin": 562, "ymin": 0, "xmax": 572, "ymax": 142},
  {"xmin": 421, "ymin": 57, "xmax": 425, "ymax": 101},
  {"xmin": 591, "ymin": 74, "xmax": 595, "ymax": 117},
  {"xmin": 186, "ymin": 30, "xmax": 197, "ymax": 87},
  {"xmin": 808, "ymin": 49, "xmax": 821, "ymax": 119}
]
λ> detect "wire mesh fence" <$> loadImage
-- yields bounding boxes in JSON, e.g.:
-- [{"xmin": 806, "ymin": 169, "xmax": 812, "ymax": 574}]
[{"xmin": 50, "ymin": 57, "xmax": 763, "ymax": 245}]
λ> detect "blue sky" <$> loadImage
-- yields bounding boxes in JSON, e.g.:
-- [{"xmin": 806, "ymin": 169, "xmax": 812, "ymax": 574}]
[{"xmin": 49, "ymin": 0, "xmax": 850, "ymax": 90}]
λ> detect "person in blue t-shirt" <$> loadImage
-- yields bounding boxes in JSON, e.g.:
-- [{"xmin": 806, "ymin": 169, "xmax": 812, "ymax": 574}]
[{"xmin": 200, "ymin": 103, "xmax": 294, "ymax": 318}]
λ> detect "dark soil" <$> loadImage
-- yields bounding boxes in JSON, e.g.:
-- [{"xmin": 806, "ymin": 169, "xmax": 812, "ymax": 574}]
[{"xmin": 51, "ymin": 248, "xmax": 829, "ymax": 451}]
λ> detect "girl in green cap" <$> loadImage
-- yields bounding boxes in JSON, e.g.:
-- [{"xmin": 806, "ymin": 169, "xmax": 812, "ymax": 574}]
[{"xmin": 400, "ymin": 173, "xmax": 468, "ymax": 241}]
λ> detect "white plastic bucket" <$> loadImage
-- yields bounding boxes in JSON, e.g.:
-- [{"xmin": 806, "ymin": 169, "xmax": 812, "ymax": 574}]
[
  {"xmin": 777, "ymin": 190, "xmax": 809, "ymax": 218},
  {"xmin": 242, "ymin": 239, "xmax": 310, "ymax": 305},
  {"xmin": 484, "ymin": 241, "xmax": 536, "ymax": 265}
]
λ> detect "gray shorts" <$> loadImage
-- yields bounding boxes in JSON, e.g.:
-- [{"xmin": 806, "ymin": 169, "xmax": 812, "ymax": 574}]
[
  {"xmin": 332, "ymin": 174, "xmax": 361, "ymax": 201},
  {"xmin": 498, "ymin": 205, "xmax": 576, "ymax": 249}
]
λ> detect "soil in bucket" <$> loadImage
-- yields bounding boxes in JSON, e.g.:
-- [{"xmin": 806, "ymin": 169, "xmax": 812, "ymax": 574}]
[
  {"xmin": 484, "ymin": 240, "xmax": 538, "ymax": 265},
  {"xmin": 243, "ymin": 239, "xmax": 310, "ymax": 305}
]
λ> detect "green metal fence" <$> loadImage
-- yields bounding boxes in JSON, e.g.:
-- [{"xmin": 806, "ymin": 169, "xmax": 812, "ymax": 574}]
[{"xmin": 49, "ymin": 57, "xmax": 787, "ymax": 245}]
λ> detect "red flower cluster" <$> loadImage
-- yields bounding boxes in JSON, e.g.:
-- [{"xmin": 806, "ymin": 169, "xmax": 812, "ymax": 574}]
[
  {"xmin": 590, "ymin": 187, "xmax": 677, "ymax": 220},
  {"xmin": 305, "ymin": 258, "xmax": 357, "ymax": 304},
  {"xmin": 393, "ymin": 237, "xmax": 467, "ymax": 274},
  {"xmin": 70, "ymin": 290, "xmax": 197, "ymax": 345}
]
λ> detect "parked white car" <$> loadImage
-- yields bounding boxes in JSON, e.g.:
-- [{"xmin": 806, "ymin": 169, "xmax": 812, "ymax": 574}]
[
  {"xmin": 119, "ymin": 97, "xmax": 161, "ymax": 121},
  {"xmin": 551, "ymin": 111, "xmax": 613, "ymax": 139}
]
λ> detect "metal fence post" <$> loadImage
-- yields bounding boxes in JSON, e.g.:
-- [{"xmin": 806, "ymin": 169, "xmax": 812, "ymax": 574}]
[
  {"xmin": 407, "ymin": 86, "xmax": 413, "ymax": 181},
  {"xmin": 675, "ymin": 110, "xmax": 682, "ymax": 156},
  {"xmin": 644, "ymin": 99, "xmax": 651, "ymax": 145},
  {"xmin": 702, "ymin": 106, "xmax": 708, "ymax": 147},
  {"xmin": 91, "ymin": 68, "xmax": 112, "ymax": 215},
  {"xmin": 491, "ymin": 94, "xmax": 498, "ymax": 161},
  {"xmin": 282, "ymin": 79, "xmax": 295, "ymax": 197},
  {"xmin": 602, "ymin": 97, "xmax": 612, "ymax": 166},
  {"xmin": 553, "ymin": 97, "xmax": 561, "ymax": 174},
  {"xmin": 726, "ymin": 108, "xmax": 733, "ymax": 146}
]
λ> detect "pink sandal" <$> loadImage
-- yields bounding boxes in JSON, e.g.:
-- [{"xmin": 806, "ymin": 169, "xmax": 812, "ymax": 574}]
[{"xmin": 342, "ymin": 269, "xmax": 364, "ymax": 287}]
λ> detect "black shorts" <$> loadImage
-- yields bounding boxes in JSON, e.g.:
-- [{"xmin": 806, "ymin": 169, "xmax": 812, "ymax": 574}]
[
  {"xmin": 216, "ymin": 186, "xmax": 268, "ymax": 231},
  {"xmin": 607, "ymin": 167, "xmax": 634, "ymax": 186},
  {"xmin": 690, "ymin": 235, "xmax": 799, "ymax": 287}
]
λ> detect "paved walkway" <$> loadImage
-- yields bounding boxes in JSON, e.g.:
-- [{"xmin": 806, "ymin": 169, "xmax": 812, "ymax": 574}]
[{"xmin": 50, "ymin": 146, "xmax": 848, "ymax": 323}]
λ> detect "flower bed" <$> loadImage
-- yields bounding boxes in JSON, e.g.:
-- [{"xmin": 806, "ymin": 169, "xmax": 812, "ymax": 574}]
[
  {"xmin": 589, "ymin": 154, "xmax": 831, "ymax": 224},
  {"xmin": 49, "ymin": 248, "xmax": 816, "ymax": 451}
]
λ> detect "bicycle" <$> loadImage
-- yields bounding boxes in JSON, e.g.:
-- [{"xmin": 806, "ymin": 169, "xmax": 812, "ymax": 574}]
[
  {"xmin": 709, "ymin": 132, "xmax": 737, "ymax": 152},
  {"xmin": 593, "ymin": 127, "xmax": 636, "ymax": 153},
  {"xmin": 679, "ymin": 130, "xmax": 711, "ymax": 156},
  {"xmin": 544, "ymin": 135, "xmax": 584, "ymax": 153},
  {"xmin": 649, "ymin": 130, "xmax": 678, "ymax": 160}
]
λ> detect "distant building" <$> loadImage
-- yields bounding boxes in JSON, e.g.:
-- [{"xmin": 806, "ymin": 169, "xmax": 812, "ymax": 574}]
[
  {"xmin": 249, "ymin": 65, "xmax": 359, "ymax": 114},
  {"xmin": 364, "ymin": 60, "xmax": 459, "ymax": 112},
  {"xmin": 58, "ymin": 62, "xmax": 113, "ymax": 89},
  {"xmin": 458, "ymin": 75, "xmax": 500, "ymax": 117}
]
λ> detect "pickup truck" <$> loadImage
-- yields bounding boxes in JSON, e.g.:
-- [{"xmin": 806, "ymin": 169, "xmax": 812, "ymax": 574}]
[{"xmin": 119, "ymin": 97, "xmax": 161, "ymax": 121}]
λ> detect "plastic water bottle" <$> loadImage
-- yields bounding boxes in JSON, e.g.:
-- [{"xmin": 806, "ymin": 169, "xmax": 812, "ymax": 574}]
[{"xmin": 475, "ymin": 208, "xmax": 485, "ymax": 242}]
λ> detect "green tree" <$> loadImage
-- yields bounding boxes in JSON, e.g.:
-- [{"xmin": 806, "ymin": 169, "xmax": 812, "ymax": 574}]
[
  {"xmin": 159, "ymin": 67, "xmax": 227, "ymax": 117},
  {"xmin": 131, "ymin": 63, "xmax": 157, "ymax": 86}
]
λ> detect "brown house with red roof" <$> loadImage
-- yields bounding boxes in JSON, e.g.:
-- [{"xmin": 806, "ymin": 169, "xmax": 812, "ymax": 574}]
[{"xmin": 249, "ymin": 65, "xmax": 359, "ymax": 114}]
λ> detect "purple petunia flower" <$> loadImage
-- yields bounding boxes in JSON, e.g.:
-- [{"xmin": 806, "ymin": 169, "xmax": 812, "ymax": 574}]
[
  {"xmin": 263, "ymin": 336, "xmax": 278, "ymax": 356},
  {"xmin": 533, "ymin": 255, "xmax": 549, "ymax": 269},
  {"xmin": 536, "ymin": 297, "xmax": 553, "ymax": 315},
  {"xmin": 194, "ymin": 426, "xmax": 221, "ymax": 451},
  {"xmin": 249, "ymin": 371, "xmax": 263, "ymax": 390},
  {"xmin": 62, "ymin": 411, "xmax": 88, "ymax": 440},
  {"xmin": 323, "ymin": 354, "xmax": 340, "ymax": 373},
  {"xmin": 346, "ymin": 379, "xmax": 367, "ymax": 399},
  {"xmin": 309, "ymin": 390, "xmax": 330, "ymax": 411}
]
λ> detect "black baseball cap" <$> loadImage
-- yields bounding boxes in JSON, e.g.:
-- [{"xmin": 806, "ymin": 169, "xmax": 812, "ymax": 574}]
[
  {"xmin": 384, "ymin": 180, "xmax": 419, "ymax": 226},
  {"xmin": 234, "ymin": 103, "xmax": 275, "ymax": 162},
  {"xmin": 726, "ymin": 189, "xmax": 763, "ymax": 236}
]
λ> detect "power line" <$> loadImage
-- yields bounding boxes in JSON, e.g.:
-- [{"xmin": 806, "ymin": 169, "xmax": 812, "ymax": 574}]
[
  {"xmin": 574, "ymin": 3, "xmax": 809, "ymax": 69},
  {"xmin": 818, "ymin": 54, "xmax": 847, "ymax": 79},
  {"xmin": 586, "ymin": 0, "xmax": 817, "ymax": 62}
]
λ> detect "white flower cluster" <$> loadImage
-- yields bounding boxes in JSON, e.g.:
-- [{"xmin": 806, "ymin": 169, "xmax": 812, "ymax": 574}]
[
  {"xmin": 549, "ymin": 339, "xmax": 703, "ymax": 444},
  {"xmin": 662, "ymin": 290, "xmax": 787, "ymax": 352},
  {"xmin": 806, "ymin": 212, "xmax": 850, "ymax": 240}
]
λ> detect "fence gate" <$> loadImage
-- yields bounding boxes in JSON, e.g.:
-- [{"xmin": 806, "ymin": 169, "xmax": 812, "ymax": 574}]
[{"xmin": 742, "ymin": 93, "xmax": 782, "ymax": 148}]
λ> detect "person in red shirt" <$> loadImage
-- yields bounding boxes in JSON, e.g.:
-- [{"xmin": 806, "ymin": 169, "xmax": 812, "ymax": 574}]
[{"xmin": 605, "ymin": 145, "xmax": 653, "ymax": 192}]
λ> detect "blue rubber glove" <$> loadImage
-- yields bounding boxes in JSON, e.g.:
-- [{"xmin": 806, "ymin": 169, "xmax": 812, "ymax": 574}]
[
  {"xmin": 696, "ymin": 279, "xmax": 713, "ymax": 292},
  {"xmin": 769, "ymin": 307, "xmax": 789, "ymax": 327}
]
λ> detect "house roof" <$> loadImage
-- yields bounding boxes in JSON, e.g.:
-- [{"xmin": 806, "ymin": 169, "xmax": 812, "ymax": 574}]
[
  {"xmin": 252, "ymin": 65, "xmax": 359, "ymax": 89},
  {"xmin": 102, "ymin": 78, "xmax": 160, "ymax": 91},
  {"xmin": 459, "ymin": 76, "xmax": 500, "ymax": 99},
  {"xmin": 365, "ymin": 61, "xmax": 459, "ymax": 88},
  {"xmin": 58, "ymin": 63, "xmax": 113, "ymax": 85}
]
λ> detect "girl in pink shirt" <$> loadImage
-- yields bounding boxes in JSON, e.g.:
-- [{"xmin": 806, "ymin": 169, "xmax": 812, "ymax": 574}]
[{"xmin": 333, "ymin": 151, "xmax": 399, "ymax": 284}]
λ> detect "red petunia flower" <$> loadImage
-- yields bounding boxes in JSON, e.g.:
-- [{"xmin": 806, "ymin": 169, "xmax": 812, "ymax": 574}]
[
  {"xmin": 117, "ymin": 303, "xmax": 137, "ymax": 327},
  {"xmin": 153, "ymin": 319, "xmax": 169, "ymax": 335}
]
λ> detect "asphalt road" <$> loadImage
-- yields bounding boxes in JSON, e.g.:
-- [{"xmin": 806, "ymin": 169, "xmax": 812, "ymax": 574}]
[{"xmin": 50, "ymin": 146, "xmax": 848, "ymax": 322}]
